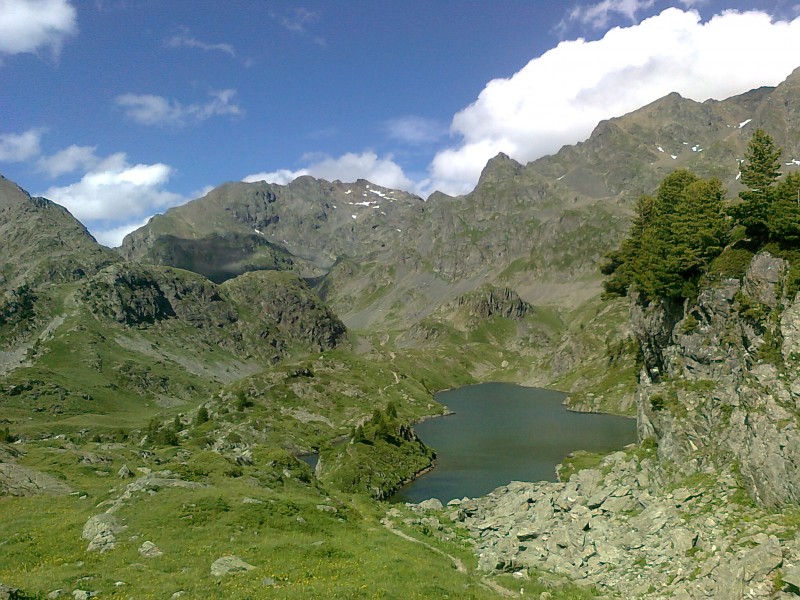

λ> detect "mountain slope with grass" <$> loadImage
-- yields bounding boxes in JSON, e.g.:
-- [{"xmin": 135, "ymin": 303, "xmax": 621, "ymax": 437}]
[{"xmin": 112, "ymin": 69, "xmax": 800, "ymax": 402}]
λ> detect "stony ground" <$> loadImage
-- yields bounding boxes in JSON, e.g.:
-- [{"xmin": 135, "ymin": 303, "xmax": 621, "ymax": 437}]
[{"xmin": 404, "ymin": 445, "xmax": 800, "ymax": 599}]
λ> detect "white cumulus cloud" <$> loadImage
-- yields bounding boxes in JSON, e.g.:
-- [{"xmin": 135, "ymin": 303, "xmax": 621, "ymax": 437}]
[
  {"xmin": 36, "ymin": 144, "xmax": 99, "ymax": 177},
  {"xmin": 0, "ymin": 128, "xmax": 191, "ymax": 247},
  {"xmin": 428, "ymin": 8, "xmax": 800, "ymax": 196},
  {"xmin": 43, "ymin": 152, "xmax": 185, "ymax": 224},
  {"xmin": 92, "ymin": 215, "xmax": 153, "ymax": 248},
  {"xmin": 244, "ymin": 151, "xmax": 414, "ymax": 191},
  {"xmin": 243, "ymin": 168, "xmax": 309, "ymax": 185},
  {"xmin": 0, "ymin": 128, "xmax": 44, "ymax": 161},
  {"xmin": 116, "ymin": 89, "xmax": 243, "ymax": 127},
  {"xmin": 0, "ymin": 0, "xmax": 77, "ymax": 58}
]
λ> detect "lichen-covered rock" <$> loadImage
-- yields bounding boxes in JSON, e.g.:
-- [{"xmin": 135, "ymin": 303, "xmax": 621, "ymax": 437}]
[
  {"xmin": 742, "ymin": 253, "xmax": 787, "ymax": 309},
  {"xmin": 0, "ymin": 462, "xmax": 74, "ymax": 496},
  {"xmin": 139, "ymin": 540, "xmax": 163, "ymax": 558},
  {"xmin": 210, "ymin": 555, "xmax": 255, "ymax": 576},
  {"xmin": 82, "ymin": 514, "xmax": 124, "ymax": 553}
]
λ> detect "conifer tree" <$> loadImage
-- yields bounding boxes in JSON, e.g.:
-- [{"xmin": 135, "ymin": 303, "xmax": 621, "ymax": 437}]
[
  {"xmin": 601, "ymin": 194, "xmax": 657, "ymax": 296},
  {"xmin": 385, "ymin": 401, "xmax": 398, "ymax": 420},
  {"xmin": 602, "ymin": 169, "xmax": 728, "ymax": 301},
  {"xmin": 195, "ymin": 406, "xmax": 209, "ymax": 425},
  {"xmin": 733, "ymin": 129, "xmax": 782, "ymax": 242},
  {"xmin": 352, "ymin": 424, "xmax": 367, "ymax": 444},
  {"xmin": 768, "ymin": 172, "xmax": 800, "ymax": 246}
]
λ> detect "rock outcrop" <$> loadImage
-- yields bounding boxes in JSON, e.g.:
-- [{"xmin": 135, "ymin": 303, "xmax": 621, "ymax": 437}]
[
  {"xmin": 633, "ymin": 252, "xmax": 800, "ymax": 507},
  {"xmin": 0, "ymin": 461, "xmax": 74, "ymax": 496},
  {"xmin": 456, "ymin": 286, "xmax": 531, "ymax": 320},
  {"xmin": 210, "ymin": 555, "xmax": 255, "ymax": 577},
  {"xmin": 79, "ymin": 263, "xmax": 347, "ymax": 363},
  {"xmin": 82, "ymin": 514, "xmax": 124, "ymax": 553}
]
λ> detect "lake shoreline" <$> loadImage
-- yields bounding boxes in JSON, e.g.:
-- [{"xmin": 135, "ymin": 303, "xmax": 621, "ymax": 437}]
[{"xmin": 394, "ymin": 382, "xmax": 638, "ymax": 504}]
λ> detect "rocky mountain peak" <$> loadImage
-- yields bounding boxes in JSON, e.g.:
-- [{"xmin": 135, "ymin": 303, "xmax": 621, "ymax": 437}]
[
  {"xmin": 0, "ymin": 174, "xmax": 119, "ymax": 294},
  {"xmin": 784, "ymin": 64, "xmax": 800, "ymax": 85},
  {"xmin": 0, "ymin": 175, "xmax": 30, "ymax": 209},
  {"xmin": 476, "ymin": 152, "xmax": 524, "ymax": 187}
]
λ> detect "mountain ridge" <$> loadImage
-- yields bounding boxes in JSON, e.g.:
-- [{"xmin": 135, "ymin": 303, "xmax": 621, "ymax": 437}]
[{"xmin": 119, "ymin": 68, "xmax": 800, "ymax": 329}]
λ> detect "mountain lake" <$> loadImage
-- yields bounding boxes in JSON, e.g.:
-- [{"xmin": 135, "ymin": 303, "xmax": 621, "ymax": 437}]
[{"xmin": 392, "ymin": 382, "xmax": 637, "ymax": 503}]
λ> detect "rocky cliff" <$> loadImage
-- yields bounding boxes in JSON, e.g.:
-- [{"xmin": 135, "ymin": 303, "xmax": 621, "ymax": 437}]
[{"xmin": 633, "ymin": 251, "xmax": 800, "ymax": 508}]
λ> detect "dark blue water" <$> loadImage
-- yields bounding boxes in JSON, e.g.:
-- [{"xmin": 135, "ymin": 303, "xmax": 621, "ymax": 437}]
[{"xmin": 393, "ymin": 382, "xmax": 636, "ymax": 503}]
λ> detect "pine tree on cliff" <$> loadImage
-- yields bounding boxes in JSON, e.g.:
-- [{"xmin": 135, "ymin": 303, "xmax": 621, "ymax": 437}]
[
  {"xmin": 768, "ymin": 172, "xmax": 800, "ymax": 247},
  {"xmin": 732, "ymin": 128, "xmax": 782, "ymax": 243},
  {"xmin": 602, "ymin": 169, "xmax": 728, "ymax": 301}
]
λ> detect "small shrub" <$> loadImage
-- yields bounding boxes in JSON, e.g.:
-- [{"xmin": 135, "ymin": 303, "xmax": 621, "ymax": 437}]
[
  {"xmin": 786, "ymin": 261, "xmax": 800, "ymax": 300},
  {"xmin": 0, "ymin": 426, "xmax": 18, "ymax": 443},
  {"xmin": 679, "ymin": 314, "xmax": 699, "ymax": 335},
  {"xmin": 649, "ymin": 394, "xmax": 666, "ymax": 411},
  {"xmin": 145, "ymin": 417, "xmax": 179, "ymax": 446},
  {"xmin": 225, "ymin": 465, "xmax": 243, "ymax": 478},
  {"xmin": 758, "ymin": 327, "xmax": 784, "ymax": 365},
  {"xmin": 708, "ymin": 247, "xmax": 754, "ymax": 278},
  {"xmin": 351, "ymin": 424, "xmax": 368, "ymax": 444},
  {"xmin": 182, "ymin": 495, "xmax": 231, "ymax": 524},
  {"xmin": 735, "ymin": 290, "xmax": 766, "ymax": 323},
  {"xmin": 158, "ymin": 428, "xmax": 179, "ymax": 446},
  {"xmin": 235, "ymin": 391, "xmax": 249, "ymax": 412},
  {"xmin": 195, "ymin": 406, "xmax": 209, "ymax": 425}
]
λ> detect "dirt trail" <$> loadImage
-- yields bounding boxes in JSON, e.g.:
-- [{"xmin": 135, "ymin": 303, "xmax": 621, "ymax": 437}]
[{"xmin": 380, "ymin": 517, "xmax": 518, "ymax": 597}]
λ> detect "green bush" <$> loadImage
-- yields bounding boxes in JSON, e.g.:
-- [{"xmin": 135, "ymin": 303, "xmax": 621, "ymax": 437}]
[
  {"xmin": 195, "ymin": 405, "xmax": 209, "ymax": 425},
  {"xmin": 708, "ymin": 247, "xmax": 754, "ymax": 278},
  {"xmin": 0, "ymin": 427, "xmax": 18, "ymax": 443},
  {"xmin": 649, "ymin": 394, "xmax": 666, "ymax": 411},
  {"xmin": 678, "ymin": 314, "xmax": 699, "ymax": 335},
  {"xmin": 758, "ymin": 327, "xmax": 784, "ymax": 366}
]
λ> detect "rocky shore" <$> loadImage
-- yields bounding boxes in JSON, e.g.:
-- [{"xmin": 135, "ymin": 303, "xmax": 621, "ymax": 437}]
[{"xmin": 409, "ymin": 446, "xmax": 800, "ymax": 598}]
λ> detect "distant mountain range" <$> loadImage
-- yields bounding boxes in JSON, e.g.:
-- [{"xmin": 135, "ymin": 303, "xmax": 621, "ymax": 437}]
[
  {"xmin": 3, "ymin": 66, "xmax": 800, "ymax": 421},
  {"xmin": 120, "ymin": 67, "xmax": 800, "ymax": 331}
]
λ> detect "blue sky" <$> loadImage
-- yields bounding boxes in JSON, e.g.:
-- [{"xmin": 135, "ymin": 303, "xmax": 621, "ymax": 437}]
[{"xmin": 2, "ymin": 0, "xmax": 800, "ymax": 246}]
